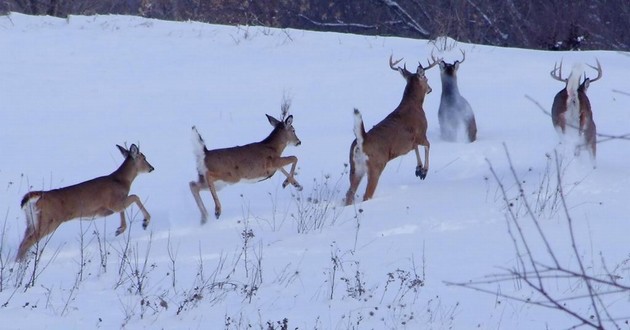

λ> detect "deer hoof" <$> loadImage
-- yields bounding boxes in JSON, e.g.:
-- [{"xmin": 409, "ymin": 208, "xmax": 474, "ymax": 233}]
[
  {"xmin": 115, "ymin": 227, "xmax": 125, "ymax": 236},
  {"xmin": 142, "ymin": 219, "xmax": 149, "ymax": 230},
  {"xmin": 415, "ymin": 166, "xmax": 427, "ymax": 180},
  {"xmin": 295, "ymin": 183, "xmax": 303, "ymax": 191},
  {"xmin": 215, "ymin": 209, "xmax": 221, "ymax": 219}
]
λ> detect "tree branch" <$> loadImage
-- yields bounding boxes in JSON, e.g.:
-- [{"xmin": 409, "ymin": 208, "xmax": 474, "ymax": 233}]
[
  {"xmin": 379, "ymin": 0, "xmax": 430, "ymax": 36},
  {"xmin": 299, "ymin": 14, "xmax": 377, "ymax": 30}
]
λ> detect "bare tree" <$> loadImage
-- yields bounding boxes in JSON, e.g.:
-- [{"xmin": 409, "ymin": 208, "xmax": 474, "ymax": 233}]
[
  {"xmin": 1, "ymin": 1, "xmax": 628, "ymax": 50},
  {"xmin": 446, "ymin": 145, "xmax": 630, "ymax": 328}
]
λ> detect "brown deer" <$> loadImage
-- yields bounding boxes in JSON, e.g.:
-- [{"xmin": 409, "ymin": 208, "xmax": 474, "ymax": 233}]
[
  {"xmin": 345, "ymin": 55, "xmax": 437, "ymax": 205},
  {"xmin": 550, "ymin": 59, "xmax": 602, "ymax": 162},
  {"xmin": 437, "ymin": 50, "xmax": 477, "ymax": 143},
  {"xmin": 17, "ymin": 144, "xmax": 154, "ymax": 261},
  {"xmin": 189, "ymin": 102, "xmax": 302, "ymax": 222}
]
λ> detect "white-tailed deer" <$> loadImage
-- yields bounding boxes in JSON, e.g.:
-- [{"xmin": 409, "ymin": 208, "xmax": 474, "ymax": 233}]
[
  {"xmin": 190, "ymin": 103, "xmax": 302, "ymax": 222},
  {"xmin": 345, "ymin": 55, "xmax": 437, "ymax": 205},
  {"xmin": 437, "ymin": 50, "xmax": 477, "ymax": 142},
  {"xmin": 550, "ymin": 59, "xmax": 602, "ymax": 162},
  {"xmin": 17, "ymin": 144, "xmax": 154, "ymax": 261}
]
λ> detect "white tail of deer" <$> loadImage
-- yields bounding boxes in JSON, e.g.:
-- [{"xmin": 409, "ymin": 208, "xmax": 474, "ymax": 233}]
[
  {"xmin": 17, "ymin": 144, "xmax": 154, "ymax": 261},
  {"xmin": 437, "ymin": 49, "xmax": 477, "ymax": 142},
  {"xmin": 345, "ymin": 54, "xmax": 437, "ymax": 205},
  {"xmin": 550, "ymin": 59, "xmax": 601, "ymax": 163},
  {"xmin": 190, "ymin": 103, "xmax": 302, "ymax": 222}
]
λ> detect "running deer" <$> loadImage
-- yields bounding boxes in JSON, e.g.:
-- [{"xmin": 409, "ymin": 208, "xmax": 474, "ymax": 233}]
[
  {"xmin": 437, "ymin": 50, "xmax": 477, "ymax": 142},
  {"xmin": 550, "ymin": 59, "xmax": 602, "ymax": 162},
  {"xmin": 190, "ymin": 103, "xmax": 302, "ymax": 222},
  {"xmin": 345, "ymin": 55, "xmax": 437, "ymax": 205},
  {"xmin": 17, "ymin": 144, "xmax": 154, "ymax": 261}
]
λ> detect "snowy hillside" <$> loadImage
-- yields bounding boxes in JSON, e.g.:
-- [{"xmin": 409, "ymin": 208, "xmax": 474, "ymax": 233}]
[{"xmin": 1, "ymin": 13, "xmax": 629, "ymax": 329}]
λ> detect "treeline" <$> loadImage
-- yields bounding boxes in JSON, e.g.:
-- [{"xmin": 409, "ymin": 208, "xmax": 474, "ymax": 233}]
[{"xmin": 2, "ymin": 0, "xmax": 628, "ymax": 51}]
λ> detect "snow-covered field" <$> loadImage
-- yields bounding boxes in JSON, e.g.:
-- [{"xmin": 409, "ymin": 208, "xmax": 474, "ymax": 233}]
[{"xmin": 1, "ymin": 13, "xmax": 629, "ymax": 329}]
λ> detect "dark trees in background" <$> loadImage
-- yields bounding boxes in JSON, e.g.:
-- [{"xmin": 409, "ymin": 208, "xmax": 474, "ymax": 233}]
[{"xmin": 1, "ymin": 0, "xmax": 628, "ymax": 51}]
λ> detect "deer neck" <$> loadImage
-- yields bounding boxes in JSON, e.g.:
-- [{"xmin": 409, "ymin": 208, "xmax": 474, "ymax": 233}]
[
  {"xmin": 111, "ymin": 158, "xmax": 138, "ymax": 187},
  {"xmin": 441, "ymin": 75, "xmax": 460, "ymax": 97},
  {"xmin": 399, "ymin": 81, "xmax": 427, "ymax": 108},
  {"xmin": 260, "ymin": 128, "xmax": 287, "ymax": 154}
]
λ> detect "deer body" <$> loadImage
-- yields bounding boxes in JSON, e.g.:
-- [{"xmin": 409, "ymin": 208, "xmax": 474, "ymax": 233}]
[
  {"xmin": 345, "ymin": 55, "xmax": 436, "ymax": 205},
  {"xmin": 550, "ymin": 60, "xmax": 601, "ymax": 162},
  {"xmin": 17, "ymin": 144, "xmax": 154, "ymax": 261},
  {"xmin": 190, "ymin": 113, "xmax": 302, "ymax": 222},
  {"xmin": 437, "ymin": 51, "xmax": 477, "ymax": 142}
]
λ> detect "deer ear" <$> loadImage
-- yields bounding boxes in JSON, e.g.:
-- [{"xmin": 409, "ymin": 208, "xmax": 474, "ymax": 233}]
[
  {"xmin": 398, "ymin": 67, "xmax": 411, "ymax": 80},
  {"xmin": 454, "ymin": 61, "xmax": 460, "ymax": 70},
  {"xmin": 266, "ymin": 114, "xmax": 281, "ymax": 127},
  {"xmin": 117, "ymin": 145, "xmax": 129, "ymax": 158},
  {"xmin": 284, "ymin": 115, "xmax": 293, "ymax": 126},
  {"xmin": 129, "ymin": 144, "xmax": 139, "ymax": 158},
  {"xmin": 582, "ymin": 79, "xmax": 590, "ymax": 91},
  {"xmin": 416, "ymin": 65, "xmax": 425, "ymax": 76}
]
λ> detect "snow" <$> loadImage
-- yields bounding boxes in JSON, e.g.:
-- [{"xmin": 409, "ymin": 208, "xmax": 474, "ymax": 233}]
[{"xmin": 1, "ymin": 12, "xmax": 630, "ymax": 329}]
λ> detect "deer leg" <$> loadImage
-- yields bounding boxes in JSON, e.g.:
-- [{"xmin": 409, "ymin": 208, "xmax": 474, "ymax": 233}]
[
  {"xmin": 189, "ymin": 177, "xmax": 210, "ymax": 224},
  {"xmin": 589, "ymin": 135, "xmax": 597, "ymax": 165},
  {"xmin": 468, "ymin": 117, "xmax": 478, "ymax": 142},
  {"xmin": 590, "ymin": 145, "xmax": 597, "ymax": 168},
  {"xmin": 557, "ymin": 114, "xmax": 566, "ymax": 134},
  {"xmin": 16, "ymin": 216, "xmax": 61, "ymax": 261},
  {"xmin": 205, "ymin": 176, "xmax": 222, "ymax": 219},
  {"xmin": 273, "ymin": 156, "xmax": 302, "ymax": 190},
  {"xmin": 17, "ymin": 229, "xmax": 38, "ymax": 261},
  {"xmin": 115, "ymin": 211, "xmax": 127, "ymax": 236},
  {"xmin": 120, "ymin": 194, "xmax": 152, "ymax": 231},
  {"xmin": 279, "ymin": 168, "xmax": 302, "ymax": 190},
  {"xmin": 345, "ymin": 167, "xmax": 364, "ymax": 206},
  {"xmin": 579, "ymin": 111, "xmax": 587, "ymax": 136},
  {"xmin": 363, "ymin": 164, "xmax": 385, "ymax": 201},
  {"xmin": 17, "ymin": 204, "xmax": 37, "ymax": 260},
  {"xmin": 346, "ymin": 141, "xmax": 368, "ymax": 205},
  {"xmin": 414, "ymin": 143, "xmax": 430, "ymax": 180},
  {"xmin": 423, "ymin": 144, "xmax": 430, "ymax": 177}
]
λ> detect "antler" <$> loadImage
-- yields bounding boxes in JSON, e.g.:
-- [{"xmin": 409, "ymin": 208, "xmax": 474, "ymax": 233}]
[
  {"xmin": 457, "ymin": 49, "xmax": 466, "ymax": 64},
  {"xmin": 550, "ymin": 60, "xmax": 567, "ymax": 82},
  {"xmin": 389, "ymin": 55, "xmax": 407, "ymax": 71},
  {"xmin": 425, "ymin": 55, "xmax": 439, "ymax": 70},
  {"xmin": 585, "ymin": 58, "xmax": 603, "ymax": 83},
  {"xmin": 390, "ymin": 54, "xmax": 414, "ymax": 77},
  {"xmin": 419, "ymin": 51, "xmax": 440, "ymax": 71}
]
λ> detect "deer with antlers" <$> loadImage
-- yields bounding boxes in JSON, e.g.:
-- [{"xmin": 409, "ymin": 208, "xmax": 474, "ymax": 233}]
[
  {"xmin": 190, "ymin": 100, "xmax": 302, "ymax": 222},
  {"xmin": 437, "ymin": 50, "xmax": 477, "ymax": 143},
  {"xmin": 345, "ymin": 54, "xmax": 438, "ymax": 205},
  {"xmin": 17, "ymin": 144, "xmax": 154, "ymax": 261},
  {"xmin": 550, "ymin": 59, "xmax": 602, "ymax": 162}
]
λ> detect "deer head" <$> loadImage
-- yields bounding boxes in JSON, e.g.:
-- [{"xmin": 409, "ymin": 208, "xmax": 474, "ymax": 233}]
[
  {"xmin": 438, "ymin": 49, "xmax": 465, "ymax": 77},
  {"xmin": 389, "ymin": 54, "xmax": 438, "ymax": 95},
  {"xmin": 265, "ymin": 114, "xmax": 301, "ymax": 147}
]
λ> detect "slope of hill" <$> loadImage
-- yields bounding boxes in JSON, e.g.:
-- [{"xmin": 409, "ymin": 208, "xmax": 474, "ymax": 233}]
[{"xmin": 0, "ymin": 13, "xmax": 629, "ymax": 329}]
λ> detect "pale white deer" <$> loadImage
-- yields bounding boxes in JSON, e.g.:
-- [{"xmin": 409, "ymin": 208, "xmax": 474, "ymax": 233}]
[
  {"xmin": 17, "ymin": 144, "xmax": 154, "ymax": 261},
  {"xmin": 437, "ymin": 50, "xmax": 477, "ymax": 142},
  {"xmin": 345, "ymin": 55, "xmax": 437, "ymax": 205},
  {"xmin": 550, "ymin": 59, "xmax": 602, "ymax": 162},
  {"xmin": 190, "ymin": 104, "xmax": 302, "ymax": 222}
]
